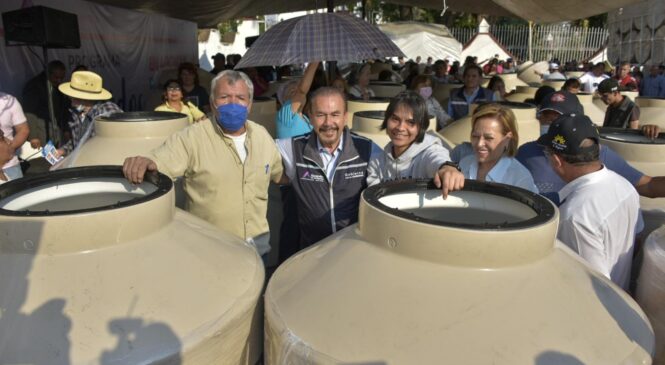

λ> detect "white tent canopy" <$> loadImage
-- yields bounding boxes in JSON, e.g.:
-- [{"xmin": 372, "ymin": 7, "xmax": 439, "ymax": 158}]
[
  {"xmin": 461, "ymin": 19, "xmax": 514, "ymax": 63},
  {"xmin": 378, "ymin": 22, "xmax": 462, "ymax": 63}
]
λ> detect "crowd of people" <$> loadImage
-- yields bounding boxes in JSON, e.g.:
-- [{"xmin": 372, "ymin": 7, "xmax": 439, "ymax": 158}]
[{"xmin": 2, "ymin": 51, "xmax": 665, "ymax": 294}]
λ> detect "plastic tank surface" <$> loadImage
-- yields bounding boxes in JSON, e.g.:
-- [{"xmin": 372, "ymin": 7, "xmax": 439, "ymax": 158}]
[
  {"xmin": 351, "ymin": 110, "xmax": 437, "ymax": 147},
  {"xmin": 566, "ymin": 71, "xmax": 585, "ymax": 78},
  {"xmin": 623, "ymin": 91, "xmax": 639, "ymax": 101},
  {"xmin": 346, "ymin": 98, "xmax": 391, "ymax": 129},
  {"xmin": 637, "ymin": 225, "xmax": 665, "ymax": 365},
  {"xmin": 505, "ymin": 85, "xmax": 539, "ymax": 103},
  {"xmin": 639, "ymin": 107, "xmax": 665, "ymax": 129},
  {"xmin": 61, "ymin": 111, "xmax": 188, "ymax": 168},
  {"xmin": 543, "ymin": 80, "xmax": 565, "ymax": 90},
  {"xmin": 599, "ymin": 128, "xmax": 665, "ymax": 237},
  {"xmin": 438, "ymin": 101, "xmax": 540, "ymax": 148},
  {"xmin": 517, "ymin": 60, "xmax": 548, "ymax": 84},
  {"xmin": 248, "ymin": 96, "xmax": 277, "ymax": 138},
  {"xmin": 636, "ymin": 97, "xmax": 665, "ymax": 108},
  {"xmin": 578, "ymin": 93, "xmax": 607, "ymax": 126},
  {"xmin": 499, "ymin": 73, "xmax": 528, "ymax": 92},
  {"xmin": 369, "ymin": 82, "xmax": 406, "ymax": 98},
  {"xmin": 0, "ymin": 166, "xmax": 264, "ymax": 364},
  {"xmin": 265, "ymin": 179, "xmax": 654, "ymax": 364},
  {"xmin": 432, "ymin": 83, "xmax": 461, "ymax": 107}
]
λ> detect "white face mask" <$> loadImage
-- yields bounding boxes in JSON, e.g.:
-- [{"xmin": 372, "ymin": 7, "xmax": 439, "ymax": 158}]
[
  {"xmin": 73, "ymin": 104, "xmax": 86, "ymax": 113},
  {"xmin": 540, "ymin": 125, "xmax": 550, "ymax": 136}
]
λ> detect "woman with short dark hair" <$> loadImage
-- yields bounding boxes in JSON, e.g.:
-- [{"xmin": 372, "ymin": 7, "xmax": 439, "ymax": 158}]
[
  {"xmin": 367, "ymin": 91, "xmax": 454, "ymax": 185},
  {"xmin": 155, "ymin": 79, "xmax": 205, "ymax": 123}
]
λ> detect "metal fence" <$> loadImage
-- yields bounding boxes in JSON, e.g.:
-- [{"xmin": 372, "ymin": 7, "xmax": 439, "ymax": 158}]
[{"xmin": 450, "ymin": 24, "xmax": 608, "ymax": 62}]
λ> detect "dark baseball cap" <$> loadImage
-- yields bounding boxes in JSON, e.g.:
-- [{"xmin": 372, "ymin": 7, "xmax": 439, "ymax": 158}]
[
  {"xmin": 538, "ymin": 90, "xmax": 584, "ymax": 115},
  {"xmin": 212, "ymin": 53, "xmax": 225, "ymax": 60},
  {"xmin": 597, "ymin": 78, "xmax": 619, "ymax": 93},
  {"xmin": 537, "ymin": 114, "xmax": 599, "ymax": 155}
]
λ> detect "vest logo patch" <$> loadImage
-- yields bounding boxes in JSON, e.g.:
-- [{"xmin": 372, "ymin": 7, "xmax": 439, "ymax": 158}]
[
  {"xmin": 344, "ymin": 171, "xmax": 365, "ymax": 179},
  {"xmin": 300, "ymin": 170, "xmax": 325, "ymax": 182}
]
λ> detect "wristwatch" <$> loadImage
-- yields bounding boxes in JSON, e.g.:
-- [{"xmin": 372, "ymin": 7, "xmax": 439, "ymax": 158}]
[{"xmin": 439, "ymin": 161, "xmax": 461, "ymax": 172}]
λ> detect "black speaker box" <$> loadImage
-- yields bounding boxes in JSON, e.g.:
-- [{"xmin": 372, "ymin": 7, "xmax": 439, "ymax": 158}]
[{"xmin": 2, "ymin": 6, "xmax": 80, "ymax": 48}]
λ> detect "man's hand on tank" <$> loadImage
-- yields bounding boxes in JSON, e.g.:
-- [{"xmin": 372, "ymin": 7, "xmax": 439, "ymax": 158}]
[
  {"xmin": 641, "ymin": 124, "xmax": 661, "ymax": 140},
  {"xmin": 123, "ymin": 156, "xmax": 157, "ymax": 184}
]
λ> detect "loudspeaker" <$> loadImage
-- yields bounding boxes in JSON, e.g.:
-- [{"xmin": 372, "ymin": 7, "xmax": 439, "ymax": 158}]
[{"xmin": 2, "ymin": 6, "xmax": 80, "ymax": 49}]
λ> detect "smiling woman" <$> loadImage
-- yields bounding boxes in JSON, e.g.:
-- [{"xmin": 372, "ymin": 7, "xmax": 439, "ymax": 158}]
[
  {"xmin": 459, "ymin": 103, "xmax": 538, "ymax": 192},
  {"xmin": 367, "ymin": 91, "xmax": 453, "ymax": 185}
]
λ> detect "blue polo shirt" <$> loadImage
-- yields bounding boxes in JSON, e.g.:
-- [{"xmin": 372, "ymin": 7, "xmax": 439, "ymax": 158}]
[
  {"xmin": 516, "ymin": 141, "xmax": 643, "ymax": 205},
  {"xmin": 276, "ymin": 100, "xmax": 313, "ymax": 139}
]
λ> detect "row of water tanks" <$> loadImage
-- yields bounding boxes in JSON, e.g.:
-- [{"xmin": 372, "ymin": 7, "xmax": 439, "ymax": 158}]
[{"xmin": 2, "ymin": 111, "xmax": 665, "ymax": 364}]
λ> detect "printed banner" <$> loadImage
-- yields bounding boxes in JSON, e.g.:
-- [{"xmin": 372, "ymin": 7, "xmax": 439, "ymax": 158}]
[{"xmin": 0, "ymin": 0, "xmax": 198, "ymax": 111}]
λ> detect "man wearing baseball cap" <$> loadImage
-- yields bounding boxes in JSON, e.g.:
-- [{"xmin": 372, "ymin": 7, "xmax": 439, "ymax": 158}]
[
  {"xmin": 538, "ymin": 114, "xmax": 639, "ymax": 289},
  {"xmin": 597, "ymin": 78, "xmax": 640, "ymax": 129},
  {"xmin": 58, "ymin": 70, "xmax": 122, "ymax": 157},
  {"xmin": 517, "ymin": 90, "xmax": 665, "ymax": 204}
]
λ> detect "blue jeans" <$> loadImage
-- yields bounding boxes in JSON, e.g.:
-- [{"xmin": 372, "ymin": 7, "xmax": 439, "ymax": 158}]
[{"xmin": 3, "ymin": 164, "xmax": 23, "ymax": 181}]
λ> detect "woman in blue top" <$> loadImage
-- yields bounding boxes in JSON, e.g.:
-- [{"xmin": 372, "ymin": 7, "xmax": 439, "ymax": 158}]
[
  {"xmin": 458, "ymin": 103, "xmax": 538, "ymax": 192},
  {"xmin": 275, "ymin": 61, "xmax": 319, "ymax": 139}
]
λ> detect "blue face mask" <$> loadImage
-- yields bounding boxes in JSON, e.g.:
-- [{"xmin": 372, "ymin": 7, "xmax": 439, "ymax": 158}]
[{"xmin": 216, "ymin": 103, "xmax": 248, "ymax": 132}]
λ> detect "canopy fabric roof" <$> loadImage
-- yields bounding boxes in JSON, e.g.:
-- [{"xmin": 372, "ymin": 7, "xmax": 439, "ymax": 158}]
[
  {"xmin": 378, "ymin": 22, "xmax": 462, "ymax": 62},
  {"xmin": 88, "ymin": 0, "xmax": 642, "ymax": 27}
]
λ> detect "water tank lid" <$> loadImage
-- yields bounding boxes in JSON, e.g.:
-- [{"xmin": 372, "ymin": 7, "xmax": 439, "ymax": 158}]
[
  {"xmin": 355, "ymin": 110, "xmax": 385, "ymax": 119},
  {"xmin": 599, "ymin": 127, "xmax": 665, "ymax": 144},
  {"xmin": 253, "ymin": 96, "xmax": 274, "ymax": 101},
  {"xmin": 369, "ymin": 82, "xmax": 403, "ymax": 86},
  {"xmin": 98, "ymin": 111, "xmax": 186, "ymax": 122},
  {"xmin": 363, "ymin": 179, "xmax": 555, "ymax": 229},
  {"xmin": 490, "ymin": 101, "xmax": 536, "ymax": 109},
  {"xmin": 0, "ymin": 166, "xmax": 172, "ymax": 217}
]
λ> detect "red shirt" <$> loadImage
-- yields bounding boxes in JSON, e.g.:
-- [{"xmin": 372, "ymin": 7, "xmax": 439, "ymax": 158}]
[{"xmin": 615, "ymin": 75, "xmax": 638, "ymax": 90}]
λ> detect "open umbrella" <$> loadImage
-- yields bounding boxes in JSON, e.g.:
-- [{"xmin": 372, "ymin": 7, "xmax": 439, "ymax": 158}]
[{"xmin": 234, "ymin": 12, "xmax": 405, "ymax": 68}]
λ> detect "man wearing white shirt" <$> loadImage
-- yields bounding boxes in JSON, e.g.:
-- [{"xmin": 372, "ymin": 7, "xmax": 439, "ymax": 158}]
[
  {"xmin": 578, "ymin": 63, "xmax": 609, "ymax": 93},
  {"xmin": 538, "ymin": 114, "xmax": 639, "ymax": 290}
]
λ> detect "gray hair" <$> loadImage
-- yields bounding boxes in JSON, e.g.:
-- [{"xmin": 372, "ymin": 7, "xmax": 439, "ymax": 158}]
[{"xmin": 209, "ymin": 70, "xmax": 254, "ymax": 107}]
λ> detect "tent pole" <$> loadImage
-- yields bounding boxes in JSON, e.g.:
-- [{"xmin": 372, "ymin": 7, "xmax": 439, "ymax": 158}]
[{"xmin": 528, "ymin": 20, "xmax": 533, "ymax": 61}]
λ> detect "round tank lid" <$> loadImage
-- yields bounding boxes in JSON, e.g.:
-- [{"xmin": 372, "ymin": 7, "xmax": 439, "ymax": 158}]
[
  {"xmin": 97, "ymin": 111, "xmax": 186, "ymax": 122},
  {"xmin": 369, "ymin": 82, "xmax": 402, "ymax": 86},
  {"xmin": 363, "ymin": 179, "xmax": 555, "ymax": 230},
  {"xmin": 355, "ymin": 110, "xmax": 385, "ymax": 119},
  {"xmin": 0, "ymin": 166, "xmax": 172, "ymax": 216},
  {"xmin": 253, "ymin": 96, "xmax": 274, "ymax": 101},
  {"xmin": 599, "ymin": 127, "xmax": 665, "ymax": 145}
]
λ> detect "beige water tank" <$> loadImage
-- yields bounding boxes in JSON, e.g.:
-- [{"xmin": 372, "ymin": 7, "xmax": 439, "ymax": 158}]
[
  {"xmin": 637, "ymin": 225, "xmax": 665, "ymax": 365},
  {"xmin": 265, "ymin": 179, "xmax": 655, "ymax": 364},
  {"xmin": 0, "ymin": 166, "xmax": 264, "ymax": 364},
  {"xmin": 505, "ymin": 85, "xmax": 539, "ymax": 103},
  {"xmin": 543, "ymin": 80, "xmax": 565, "ymax": 90},
  {"xmin": 346, "ymin": 98, "xmax": 391, "ymax": 129},
  {"xmin": 248, "ymin": 96, "xmax": 277, "ymax": 138},
  {"xmin": 369, "ymin": 82, "xmax": 406, "ymax": 98},
  {"xmin": 623, "ymin": 91, "xmax": 639, "ymax": 101},
  {"xmin": 636, "ymin": 97, "xmax": 665, "ymax": 108},
  {"xmin": 639, "ymin": 107, "xmax": 665, "ymax": 129},
  {"xmin": 518, "ymin": 60, "xmax": 548, "ymax": 84},
  {"xmin": 60, "ymin": 112, "xmax": 188, "ymax": 168},
  {"xmin": 577, "ymin": 93, "xmax": 607, "ymax": 126},
  {"xmin": 432, "ymin": 83, "xmax": 461, "ymax": 107},
  {"xmin": 599, "ymin": 128, "xmax": 665, "ymax": 237},
  {"xmin": 566, "ymin": 71, "xmax": 585, "ymax": 78},
  {"xmin": 593, "ymin": 94, "xmax": 608, "ymax": 113},
  {"xmin": 438, "ymin": 101, "xmax": 540, "ymax": 148},
  {"xmin": 351, "ymin": 110, "xmax": 436, "ymax": 147},
  {"xmin": 516, "ymin": 60, "xmax": 534, "ymax": 73},
  {"xmin": 499, "ymin": 73, "xmax": 529, "ymax": 92}
]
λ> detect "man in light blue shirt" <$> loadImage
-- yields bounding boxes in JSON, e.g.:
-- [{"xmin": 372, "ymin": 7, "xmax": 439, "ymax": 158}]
[{"xmin": 639, "ymin": 64, "xmax": 665, "ymax": 98}]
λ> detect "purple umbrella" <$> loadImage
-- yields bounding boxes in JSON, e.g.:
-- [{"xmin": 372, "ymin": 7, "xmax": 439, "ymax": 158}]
[{"xmin": 235, "ymin": 12, "xmax": 405, "ymax": 68}]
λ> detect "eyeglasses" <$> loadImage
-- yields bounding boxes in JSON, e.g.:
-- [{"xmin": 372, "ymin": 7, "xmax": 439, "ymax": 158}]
[{"xmin": 167, "ymin": 86, "xmax": 181, "ymax": 91}]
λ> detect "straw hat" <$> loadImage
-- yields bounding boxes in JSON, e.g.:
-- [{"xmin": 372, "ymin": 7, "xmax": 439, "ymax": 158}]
[{"xmin": 59, "ymin": 71, "xmax": 112, "ymax": 100}]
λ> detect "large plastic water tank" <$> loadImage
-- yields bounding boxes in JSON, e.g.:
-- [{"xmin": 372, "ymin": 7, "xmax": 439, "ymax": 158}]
[
  {"xmin": 265, "ymin": 179, "xmax": 654, "ymax": 364},
  {"xmin": 432, "ymin": 83, "xmax": 461, "ymax": 107},
  {"xmin": 639, "ymin": 107, "xmax": 665, "ymax": 129},
  {"xmin": 0, "ymin": 166, "xmax": 264, "ymax": 364},
  {"xmin": 505, "ymin": 85, "xmax": 539, "ymax": 103},
  {"xmin": 60, "ymin": 111, "xmax": 188, "ymax": 168},
  {"xmin": 438, "ymin": 101, "xmax": 540, "ymax": 148},
  {"xmin": 346, "ymin": 97, "xmax": 391, "ymax": 129},
  {"xmin": 636, "ymin": 97, "xmax": 665, "ymax": 108},
  {"xmin": 499, "ymin": 73, "xmax": 529, "ymax": 92},
  {"xmin": 577, "ymin": 93, "xmax": 607, "ymax": 126},
  {"xmin": 351, "ymin": 110, "xmax": 437, "ymax": 147},
  {"xmin": 637, "ymin": 225, "xmax": 665, "ymax": 365},
  {"xmin": 517, "ymin": 60, "xmax": 548, "ymax": 84},
  {"xmin": 566, "ymin": 71, "xmax": 585, "ymax": 78},
  {"xmin": 248, "ymin": 96, "xmax": 277, "ymax": 138},
  {"xmin": 599, "ymin": 128, "xmax": 665, "ymax": 238},
  {"xmin": 369, "ymin": 82, "xmax": 406, "ymax": 98}
]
